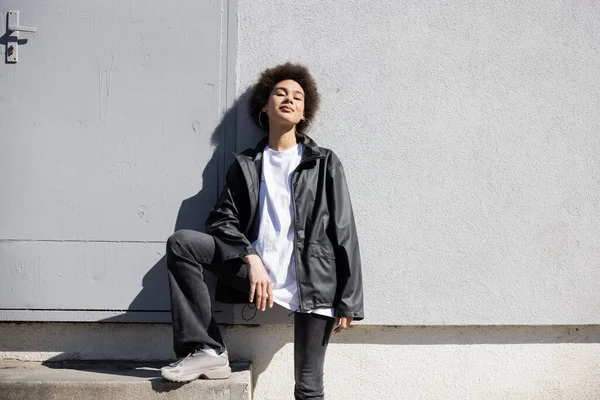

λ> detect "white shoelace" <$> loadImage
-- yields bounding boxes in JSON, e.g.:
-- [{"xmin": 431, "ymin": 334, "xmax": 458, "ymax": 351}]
[
  {"xmin": 168, "ymin": 352, "xmax": 192, "ymax": 367},
  {"xmin": 167, "ymin": 347, "xmax": 220, "ymax": 367}
]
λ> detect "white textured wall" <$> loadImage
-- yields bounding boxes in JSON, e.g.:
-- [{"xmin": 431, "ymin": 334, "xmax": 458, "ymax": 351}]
[
  {"xmin": 224, "ymin": 2, "xmax": 600, "ymax": 396},
  {"xmin": 2, "ymin": 323, "xmax": 599, "ymax": 399},
  {"xmin": 236, "ymin": 0, "xmax": 600, "ymax": 325}
]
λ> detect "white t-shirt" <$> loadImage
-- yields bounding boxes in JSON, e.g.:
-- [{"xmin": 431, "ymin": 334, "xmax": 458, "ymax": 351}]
[{"xmin": 251, "ymin": 142, "xmax": 334, "ymax": 318}]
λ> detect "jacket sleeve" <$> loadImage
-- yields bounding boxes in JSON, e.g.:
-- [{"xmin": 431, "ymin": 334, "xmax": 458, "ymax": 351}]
[
  {"xmin": 326, "ymin": 152, "xmax": 364, "ymax": 320},
  {"xmin": 204, "ymin": 160, "xmax": 258, "ymax": 263}
]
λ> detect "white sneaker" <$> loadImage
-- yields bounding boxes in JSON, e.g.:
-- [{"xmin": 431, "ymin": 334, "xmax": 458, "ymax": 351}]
[{"xmin": 160, "ymin": 349, "xmax": 232, "ymax": 382}]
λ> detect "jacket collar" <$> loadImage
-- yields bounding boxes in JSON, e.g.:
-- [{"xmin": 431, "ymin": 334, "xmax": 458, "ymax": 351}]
[
  {"xmin": 240, "ymin": 134, "xmax": 324, "ymax": 161},
  {"xmin": 231, "ymin": 133, "xmax": 323, "ymax": 239}
]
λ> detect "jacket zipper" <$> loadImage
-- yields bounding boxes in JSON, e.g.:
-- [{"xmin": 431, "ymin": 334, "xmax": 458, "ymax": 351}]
[{"xmin": 290, "ymin": 155, "xmax": 321, "ymax": 312}]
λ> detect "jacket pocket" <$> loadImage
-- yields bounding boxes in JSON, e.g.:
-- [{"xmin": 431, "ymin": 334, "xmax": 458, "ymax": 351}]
[{"xmin": 307, "ymin": 242, "xmax": 336, "ymax": 260}]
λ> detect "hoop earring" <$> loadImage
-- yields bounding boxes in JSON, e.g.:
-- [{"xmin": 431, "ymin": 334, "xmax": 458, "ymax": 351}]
[
  {"xmin": 300, "ymin": 118, "xmax": 312, "ymax": 135},
  {"xmin": 259, "ymin": 110, "xmax": 266, "ymax": 129}
]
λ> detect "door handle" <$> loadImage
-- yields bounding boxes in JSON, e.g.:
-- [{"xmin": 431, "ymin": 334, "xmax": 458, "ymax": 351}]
[
  {"xmin": 5, "ymin": 10, "xmax": 36, "ymax": 63},
  {"xmin": 7, "ymin": 10, "xmax": 37, "ymax": 33}
]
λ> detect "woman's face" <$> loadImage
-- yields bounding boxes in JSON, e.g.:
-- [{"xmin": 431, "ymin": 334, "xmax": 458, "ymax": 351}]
[{"xmin": 262, "ymin": 79, "xmax": 305, "ymax": 128}]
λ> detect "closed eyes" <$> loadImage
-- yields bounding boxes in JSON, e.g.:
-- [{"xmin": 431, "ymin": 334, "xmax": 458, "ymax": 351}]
[{"xmin": 274, "ymin": 88, "xmax": 304, "ymax": 100}]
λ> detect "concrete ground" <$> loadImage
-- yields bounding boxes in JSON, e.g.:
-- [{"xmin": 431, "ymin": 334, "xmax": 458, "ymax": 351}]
[{"xmin": 0, "ymin": 359, "xmax": 252, "ymax": 400}]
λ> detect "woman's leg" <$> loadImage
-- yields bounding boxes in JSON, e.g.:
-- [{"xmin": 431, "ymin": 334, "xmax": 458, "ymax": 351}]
[
  {"xmin": 166, "ymin": 229, "xmax": 250, "ymax": 357},
  {"xmin": 294, "ymin": 313, "xmax": 335, "ymax": 400}
]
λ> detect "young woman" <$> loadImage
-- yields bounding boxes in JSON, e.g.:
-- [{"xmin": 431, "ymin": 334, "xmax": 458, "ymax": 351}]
[{"xmin": 161, "ymin": 62, "xmax": 364, "ymax": 399}]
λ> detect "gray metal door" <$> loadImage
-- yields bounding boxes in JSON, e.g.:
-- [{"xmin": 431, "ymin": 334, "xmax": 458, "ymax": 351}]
[{"xmin": 0, "ymin": 1, "xmax": 235, "ymax": 322}]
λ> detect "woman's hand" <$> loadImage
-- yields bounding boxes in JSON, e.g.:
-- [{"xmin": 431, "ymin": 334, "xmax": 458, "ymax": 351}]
[
  {"xmin": 243, "ymin": 254, "xmax": 273, "ymax": 311},
  {"xmin": 333, "ymin": 317, "xmax": 353, "ymax": 334}
]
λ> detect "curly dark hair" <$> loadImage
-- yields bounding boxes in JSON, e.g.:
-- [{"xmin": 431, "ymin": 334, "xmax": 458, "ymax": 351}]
[{"xmin": 249, "ymin": 62, "xmax": 320, "ymax": 136}]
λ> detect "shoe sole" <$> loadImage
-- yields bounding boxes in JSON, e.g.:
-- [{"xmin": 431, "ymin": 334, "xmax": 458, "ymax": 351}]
[{"xmin": 161, "ymin": 365, "xmax": 232, "ymax": 382}]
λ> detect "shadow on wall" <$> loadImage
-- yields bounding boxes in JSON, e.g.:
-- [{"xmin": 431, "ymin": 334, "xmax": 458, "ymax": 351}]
[
  {"xmin": 103, "ymin": 88, "xmax": 261, "ymax": 324},
  {"xmin": 38, "ymin": 88, "xmax": 288, "ymax": 391}
]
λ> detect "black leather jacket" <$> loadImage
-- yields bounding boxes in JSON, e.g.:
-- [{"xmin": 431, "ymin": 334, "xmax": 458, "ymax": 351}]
[{"xmin": 205, "ymin": 134, "xmax": 364, "ymax": 320}]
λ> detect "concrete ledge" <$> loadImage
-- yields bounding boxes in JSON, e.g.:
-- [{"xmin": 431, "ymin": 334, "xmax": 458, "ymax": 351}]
[{"xmin": 0, "ymin": 360, "xmax": 252, "ymax": 400}]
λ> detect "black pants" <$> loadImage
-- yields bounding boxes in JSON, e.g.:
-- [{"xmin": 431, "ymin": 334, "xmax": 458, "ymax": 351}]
[{"xmin": 166, "ymin": 229, "xmax": 335, "ymax": 399}]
